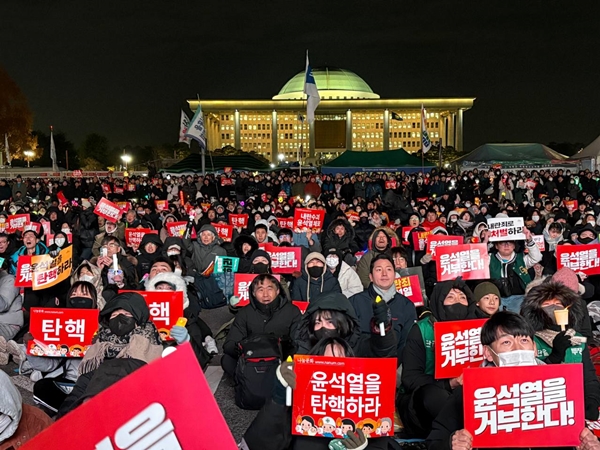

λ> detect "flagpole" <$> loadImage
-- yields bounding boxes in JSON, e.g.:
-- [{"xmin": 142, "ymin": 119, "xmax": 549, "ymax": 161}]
[{"xmin": 197, "ymin": 95, "xmax": 205, "ymax": 176}]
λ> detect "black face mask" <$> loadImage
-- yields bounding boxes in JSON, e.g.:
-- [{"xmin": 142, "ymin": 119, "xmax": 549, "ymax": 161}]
[
  {"xmin": 579, "ymin": 236, "xmax": 595, "ymax": 244},
  {"xmin": 360, "ymin": 217, "xmax": 369, "ymax": 224},
  {"xmin": 69, "ymin": 296, "xmax": 94, "ymax": 309},
  {"xmin": 253, "ymin": 263, "xmax": 269, "ymax": 274},
  {"xmin": 314, "ymin": 327, "xmax": 339, "ymax": 340},
  {"xmin": 108, "ymin": 314, "xmax": 136, "ymax": 336},
  {"xmin": 307, "ymin": 266, "xmax": 324, "ymax": 278},
  {"xmin": 444, "ymin": 304, "xmax": 468, "ymax": 321}
]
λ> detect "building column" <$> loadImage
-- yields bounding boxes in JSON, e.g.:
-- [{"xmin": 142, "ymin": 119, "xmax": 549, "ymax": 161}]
[
  {"xmin": 271, "ymin": 110, "xmax": 278, "ymax": 162},
  {"xmin": 346, "ymin": 110, "xmax": 352, "ymax": 150},
  {"xmin": 447, "ymin": 113, "xmax": 455, "ymax": 148},
  {"xmin": 439, "ymin": 112, "xmax": 446, "ymax": 148},
  {"xmin": 309, "ymin": 119, "xmax": 316, "ymax": 159},
  {"xmin": 383, "ymin": 109, "xmax": 390, "ymax": 151},
  {"xmin": 456, "ymin": 109, "xmax": 464, "ymax": 153},
  {"xmin": 234, "ymin": 110, "xmax": 241, "ymax": 150}
]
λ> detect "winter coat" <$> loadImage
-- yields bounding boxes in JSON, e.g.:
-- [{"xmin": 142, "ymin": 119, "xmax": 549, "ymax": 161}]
[
  {"xmin": 78, "ymin": 208, "xmax": 99, "ymax": 250},
  {"xmin": 0, "ymin": 272, "xmax": 23, "ymax": 328},
  {"xmin": 233, "ymin": 234, "xmax": 259, "ymax": 274},
  {"xmin": 9, "ymin": 242, "xmax": 49, "ymax": 275},
  {"xmin": 291, "ymin": 268, "xmax": 341, "ymax": 302},
  {"xmin": 353, "ymin": 219, "xmax": 375, "ymax": 251},
  {"xmin": 70, "ymin": 261, "xmax": 105, "ymax": 309},
  {"xmin": 323, "ymin": 218, "xmax": 359, "ymax": 257},
  {"xmin": 135, "ymin": 233, "xmax": 164, "ymax": 279},
  {"xmin": 92, "ymin": 223, "xmax": 126, "ymax": 257},
  {"xmin": 356, "ymin": 227, "xmax": 399, "ymax": 288},
  {"xmin": 334, "ymin": 261, "xmax": 363, "ymax": 298},
  {"xmin": 159, "ymin": 214, "xmax": 179, "ymax": 242},
  {"xmin": 184, "ymin": 224, "xmax": 227, "ymax": 274}
]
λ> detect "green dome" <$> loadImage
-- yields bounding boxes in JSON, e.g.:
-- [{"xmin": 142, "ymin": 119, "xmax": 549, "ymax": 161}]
[{"xmin": 273, "ymin": 67, "xmax": 380, "ymax": 100}]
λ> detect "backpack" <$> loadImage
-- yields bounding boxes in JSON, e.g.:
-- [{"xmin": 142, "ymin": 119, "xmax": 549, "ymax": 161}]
[
  {"xmin": 234, "ymin": 334, "xmax": 281, "ymax": 410},
  {"xmin": 193, "ymin": 274, "xmax": 227, "ymax": 309}
]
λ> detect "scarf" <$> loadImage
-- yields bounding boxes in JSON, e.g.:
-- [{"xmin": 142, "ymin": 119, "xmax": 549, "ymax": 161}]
[
  {"xmin": 535, "ymin": 328, "xmax": 587, "ymax": 348},
  {"xmin": 373, "ymin": 284, "xmax": 397, "ymax": 303},
  {"xmin": 458, "ymin": 219, "xmax": 474, "ymax": 230},
  {"xmin": 79, "ymin": 322, "xmax": 163, "ymax": 375},
  {"xmin": 543, "ymin": 228, "xmax": 563, "ymax": 251}
]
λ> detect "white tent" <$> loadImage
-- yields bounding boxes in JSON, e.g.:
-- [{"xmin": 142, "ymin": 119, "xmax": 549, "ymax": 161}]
[{"xmin": 572, "ymin": 135, "xmax": 600, "ymax": 170}]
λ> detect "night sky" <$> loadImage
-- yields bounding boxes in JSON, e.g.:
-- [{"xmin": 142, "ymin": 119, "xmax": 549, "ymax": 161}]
[{"xmin": 2, "ymin": 1, "xmax": 599, "ymax": 153}]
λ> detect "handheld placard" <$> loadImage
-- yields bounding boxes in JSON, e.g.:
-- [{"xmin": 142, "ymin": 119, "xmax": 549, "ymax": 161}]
[
  {"xmin": 285, "ymin": 356, "xmax": 293, "ymax": 407},
  {"xmin": 376, "ymin": 295, "xmax": 385, "ymax": 337}
]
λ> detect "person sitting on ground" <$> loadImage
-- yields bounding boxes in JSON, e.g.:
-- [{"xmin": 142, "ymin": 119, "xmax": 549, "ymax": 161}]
[
  {"xmin": 469, "ymin": 282, "xmax": 501, "ymax": 318},
  {"xmin": 356, "ymin": 227, "xmax": 399, "ymax": 288},
  {"xmin": 94, "ymin": 235, "xmax": 138, "ymax": 304},
  {"xmin": 135, "ymin": 233, "xmax": 163, "ymax": 279},
  {"xmin": 234, "ymin": 234, "xmax": 259, "ymax": 274},
  {"xmin": 184, "ymin": 223, "xmax": 227, "ymax": 274},
  {"xmin": 324, "ymin": 248, "xmax": 363, "ymax": 298},
  {"xmin": 291, "ymin": 252, "xmax": 342, "ymax": 302},
  {"xmin": 0, "ymin": 257, "xmax": 22, "ymax": 348}
]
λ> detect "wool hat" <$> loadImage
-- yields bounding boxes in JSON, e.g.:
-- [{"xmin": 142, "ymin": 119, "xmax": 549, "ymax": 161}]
[
  {"xmin": 551, "ymin": 267, "xmax": 582, "ymax": 294},
  {"xmin": 473, "ymin": 282, "xmax": 501, "ymax": 303}
]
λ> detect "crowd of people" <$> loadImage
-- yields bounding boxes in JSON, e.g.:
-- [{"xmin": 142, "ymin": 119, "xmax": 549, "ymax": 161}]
[{"xmin": 1, "ymin": 167, "xmax": 600, "ymax": 449}]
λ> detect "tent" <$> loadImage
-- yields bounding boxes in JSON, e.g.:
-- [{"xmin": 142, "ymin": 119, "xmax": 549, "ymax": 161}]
[
  {"xmin": 321, "ymin": 148, "xmax": 434, "ymax": 175},
  {"xmin": 453, "ymin": 143, "xmax": 576, "ymax": 170},
  {"xmin": 572, "ymin": 136, "xmax": 600, "ymax": 171},
  {"xmin": 161, "ymin": 153, "xmax": 269, "ymax": 174}
]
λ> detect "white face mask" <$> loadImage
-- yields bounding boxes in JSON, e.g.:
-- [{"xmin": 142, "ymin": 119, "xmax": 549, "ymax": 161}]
[
  {"xmin": 79, "ymin": 274, "xmax": 94, "ymax": 283},
  {"xmin": 62, "ymin": 228, "xmax": 70, "ymax": 234},
  {"xmin": 55, "ymin": 238, "xmax": 66, "ymax": 247},
  {"xmin": 532, "ymin": 215, "xmax": 539, "ymax": 222},
  {"xmin": 326, "ymin": 255, "xmax": 339, "ymax": 268},
  {"xmin": 167, "ymin": 250, "xmax": 180, "ymax": 257},
  {"xmin": 490, "ymin": 348, "xmax": 537, "ymax": 367},
  {"xmin": 590, "ymin": 221, "xmax": 596, "ymax": 228}
]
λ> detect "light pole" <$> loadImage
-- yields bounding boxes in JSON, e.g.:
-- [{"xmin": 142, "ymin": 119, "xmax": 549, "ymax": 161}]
[
  {"xmin": 24, "ymin": 150, "xmax": 34, "ymax": 168},
  {"xmin": 121, "ymin": 154, "xmax": 132, "ymax": 171}
]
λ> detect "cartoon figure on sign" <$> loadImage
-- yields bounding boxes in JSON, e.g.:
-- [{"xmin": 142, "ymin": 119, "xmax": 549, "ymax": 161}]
[
  {"xmin": 337, "ymin": 418, "xmax": 355, "ymax": 438},
  {"xmin": 295, "ymin": 415, "xmax": 317, "ymax": 436},
  {"xmin": 159, "ymin": 328, "xmax": 170, "ymax": 341},
  {"xmin": 358, "ymin": 419, "xmax": 377, "ymax": 438},
  {"xmin": 319, "ymin": 417, "xmax": 336, "ymax": 438},
  {"xmin": 30, "ymin": 344, "xmax": 44, "ymax": 356},
  {"xmin": 59, "ymin": 344, "xmax": 69, "ymax": 357},
  {"xmin": 377, "ymin": 417, "xmax": 392, "ymax": 436},
  {"xmin": 47, "ymin": 344, "xmax": 58, "ymax": 356},
  {"xmin": 70, "ymin": 345, "xmax": 84, "ymax": 357}
]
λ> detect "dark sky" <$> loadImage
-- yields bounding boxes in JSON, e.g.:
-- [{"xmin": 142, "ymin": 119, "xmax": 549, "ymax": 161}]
[{"xmin": 2, "ymin": 1, "xmax": 599, "ymax": 153}]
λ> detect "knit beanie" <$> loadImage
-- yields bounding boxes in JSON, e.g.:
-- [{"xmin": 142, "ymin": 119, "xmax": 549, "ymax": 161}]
[
  {"xmin": 551, "ymin": 268, "xmax": 579, "ymax": 293},
  {"xmin": 473, "ymin": 282, "xmax": 501, "ymax": 303}
]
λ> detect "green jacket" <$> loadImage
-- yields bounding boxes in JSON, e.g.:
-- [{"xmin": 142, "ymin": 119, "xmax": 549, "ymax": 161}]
[
  {"xmin": 489, "ymin": 252, "xmax": 531, "ymax": 290},
  {"xmin": 534, "ymin": 334, "xmax": 585, "ymax": 363},
  {"xmin": 417, "ymin": 317, "xmax": 435, "ymax": 376}
]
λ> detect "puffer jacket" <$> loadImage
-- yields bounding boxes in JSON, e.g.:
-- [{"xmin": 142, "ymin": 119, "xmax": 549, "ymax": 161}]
[
  {"xmin": 184, "ymin": 224, "xmax": 227, "ymax": 274},
  {"xmin": 291, "ymin": 252, "xmax": 341, "ymax": 302},
  {"xmin": 233, "ymin": 234, "xmax": 259, "ymax": 274},
  {"xmin": 145, "ymin": 271, "xmax": 190, "ymax": 309},
  {"xmin": 356, "ymin": 227, "xmax": 399, "ymax": 288},
  {"xmin": 0, "ymin": 271, "xmax": 23, "ymax": 328},
  {"xmin": 70, "ymin": 261, "xmax": 105, "ymax": 309},
  {"xmin": 336, "ymin": 261, "xmax": 363, "ymax": 298},
  {"xmin": 136, "ymin": 233, "xmax": 164, "ymax": 279}
]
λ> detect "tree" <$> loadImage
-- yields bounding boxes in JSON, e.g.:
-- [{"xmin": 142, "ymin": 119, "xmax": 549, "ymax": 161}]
[
  {"xmin": 79, "ymin": 133, "xmax": 110, "ymax": 168},
  {"xmin": 33, "ymin": 130, "xmax": 78, "ymax": 169},
  {"xmin": 0, "ymin": 65, "xmax": 37, "ymax": 161},
  {"xmin": 210, "ymin": 145, "xmax": 269, "ymax": 164}
]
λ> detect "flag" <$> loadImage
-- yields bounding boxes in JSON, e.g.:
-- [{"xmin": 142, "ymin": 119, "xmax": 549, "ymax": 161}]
[
  {"xmin": 391, "ymin": 111, "xmax": 403, "ymax": 121},
  {"xmin": 421, "ymin": 104, "xmax": 432, "ymax": 154},
  {"xmin": 303, "ymin": 51, "xmax": 320, "ymax": 124},
  {"xmin": 3, "ymin": 134, "xmax": 10, "ymax": 165},
  {"xmin": 50, "ymin": 127, "xmax": 58, "ymax": 171},
  {"xmin": 185, "ymin": 104, "xmax": 207, "ymax": 150},
  {"xmin": 179, "ymin": 110, "xmax": 191, "ymax": 146}
]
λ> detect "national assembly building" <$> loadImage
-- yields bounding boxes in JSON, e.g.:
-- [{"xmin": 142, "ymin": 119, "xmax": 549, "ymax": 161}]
[{"xmin": 188, "ymin": 67, "xmax": 474, "ymax": 164}]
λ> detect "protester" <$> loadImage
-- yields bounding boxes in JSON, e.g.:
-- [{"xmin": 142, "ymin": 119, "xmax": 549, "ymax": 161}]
[
  {"xmin": 356, "ymin": 227, "xmax": 398, "ymax": 288},
  {"xmin": 469, "ymin": 282, "xmax": 501, "ymax": 318},
  {"xmin": 185, "ymin": 223, "xmax": 227, "ymax": 273},
  {"xmin": 0, "ymin": 258, "xmax": 22, "ymax": 344},
  {"xmin": 324, "ymin": 248, "xmax": 363, "ymax": 298},
  {"xmin": 291, "ymin": 252, "xmax": 341, "ymax": 302}
]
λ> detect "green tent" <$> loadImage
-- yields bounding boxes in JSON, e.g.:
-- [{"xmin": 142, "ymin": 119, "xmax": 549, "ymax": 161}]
[
  {"xmin": 162, "ymin": 153, "xmax": 269, "ymax": 174},
  {"xmin": 453, "ymin": 143, "xmax": 569, "ymax": 166},
  {"xmin": 321, "ymin": 148, "xmax": 434, "ymax": 175}
]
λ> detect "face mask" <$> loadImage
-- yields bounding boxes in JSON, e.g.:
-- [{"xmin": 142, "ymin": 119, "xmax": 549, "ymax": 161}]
[
  {"xmin": 490, "ymin": 348, "xmax": 537, "ymax": 367},
  {"xmin": 326, "ymin": 255, "xmax": 339, "ymax": 268},
  {"xmin": 542, "ymin": 304, "xmax": 564, "ymax": 323},
  {"xmin": 590, "ymin": 222, "xmax": 596, "ymax": 228},
  {"xmin": 314, "ymin": 327, "xmax": 339, "ymax": 340},
  {"xmin": 465, "ymin": 203, "xmax": 471, "ymax": 208},
  {"xmin": 62, "ymin": 228, "xmax": 70, "ymax": 234},
  {"xmin": 450, "ymin": 217, "xmax": 458, "ymax": 222},
  {"xmin": 138, "ymin": 211, "xmax": 145, "ymax": 216},
  {"xmin": 55, "ymin": 238, "xmax": 66, "ymax": 247},
  {"xmin": 167, "ymin": 250, "xmax": 180, "ymax": 257},
  {"xmin": 106, "ymin": 228, "xmax": 115, "ymax": 235},
  {"xmin": 253, "ymin": 263, "xmax": 269, "ymax": 274},
  {"xmin": 444, "ymin": 303, "xmax": 468, "ymax": 320},
  {"xmin": 108, "ymin": 314, "xmax": 136, "ymax": 336},
  {"xmin": 69, "ymin": 296, "xmax": 94, "ymax": 309},
  {"xmin": 284, "ymin": 206, "xmax": 290, "ymax": 212},
  {"xmin": 532, "ymin": 216, "xmax": 539, "ymax": 222},
  {"xmin": 79, "ymin": 274, "xmax": 94, "ymax": 283},
  {"xmin": 579, "ymin": 236, "xmax": 595, "ymax": 244},
  {"xmin": 174, "ymin": 267, "xmax": 182, "ymax": 276},
  {"xmin": 307, "ymin": 266, "xmax": 324, "ymax": 278}
]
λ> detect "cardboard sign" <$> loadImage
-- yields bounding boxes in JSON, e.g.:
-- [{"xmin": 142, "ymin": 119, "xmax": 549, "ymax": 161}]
[
  {"xmin": 385, "ymin": 181, "xmax": 397, "ymax": 190},
  {"xmin": 556, "ymin": 244, "xmax": 600, "ymax": 276},
  {"xmin": 15, "ymin": 254, "xmax": 33, "ymax": 287},
  {"xmin": 278, "ymin": 217, "xmax": 294, "ymax": 230},
  {"xmin": 32, "ymin": 246, "xmax": 73, "ymax": 290},
  {"xmin": 155, "ymin": 200, "xmax": 168, "ymax": 212},
  {"xmin": 434, "ymin": 319, "xmax": 487, "ymax": 379},
  {"xmin": 214, "ymin": 256, "xmax": 239, "ymax": 274},
  {"xmin": 411, "ymin": 230, "xmax": 432, "ymax": 251},
  {"xmin": 436, "ymin": 244, "xmax": 490, "ymax": 282},
  {"xmin": 565, "ymin": 200, "xmax": 578, "ymax": 213},
  {"xmin": 21, "ymin": 344, "xmax": 237, "ymax": 450},
  {"xmin": 532, "ymin": 235, "xmax": 545, "ymax": 252},
  {"xmin": 116, "ymin": 201, "xmax": 132, "ymax": 212},
  {"xmin": 166, "ymin": 221, "xmax": 196, "ymax": 239},
  {"xmin": 463, "ymin": 364, "xmax": 584, "ymax": 448},
  {"xmin": 228, "ymin": 214, "xmax": 248, "ymax": 228},
  {"xmin": 46, "ymin": 232, "xmax": 73, "ymax": 246},
  {"xmin": 292, "ymin": 356, "xmax": 396, "ymax": 438},
  {"xmin": 292, "ymin": 301, "xmax": 309, "ymax": 314},
  {"xmin": 487, "ymin": 217, "xmax": 526, "ymax": 242},
  {"xmin": 427, "ymin": 235, "xmax": 464, "ymax": 260},
  {"xmin": 233, "ymin": 273, "xmax": 281, "ymax": 307},
  {"xmin": 27, "ymin": 308, "xmax": 99, "ymax": 358},
  {"xmin": 394, "ymin": 275, "xmax": 425, "ymax": 307},
  {"xmin": 121, "ymin": 291, "xmax": 184, "ymax": 341},
  {"xmin": 57, "ymin": 191, "xmax": 69, "ymax": 206},
  {"xmin": 125, "ymin": 228, "xmax": 158, "ymax": 248},
  {"xmin": 211, "ymin": 223, "xmax": 233, "ymax": 242},
  {"xmin": 23, "ymin": 222, "xmax": 42, "ymax": 235},
  {"xmin": 293, "ymin": 208, "xmax": 325, "ymax": 232},
  {"xmin": 114, "ymin": 187, "xmax": 124, "ymax": 195},
  {"xmin": 262, "ymin": 243, "xmax": 302, "ymax": 274},
  {"xmin": 94, "ymin": 197, "xmax": 123, "ymax": 222}
]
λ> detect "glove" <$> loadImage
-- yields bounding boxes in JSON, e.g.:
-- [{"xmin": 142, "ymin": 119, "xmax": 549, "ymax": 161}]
[
  {"xmin": 50, "ymin": 249, "xmax": 60, "ymax": 257},
  {"xmin": 341, "ymin": 429, "xmax": 368, "ymax": 450},
  {"xmin": 372, "ymin": 299, "xmax": 390, "ymax": 326},
  {"xmin": 547, "ymin": 331, "xmax": 571, "ymax": 364},
  {"xmin": 420, "ymin": 253, "xmax": 433, "ymax": 264},
  {"xmin": 169, "ymin": 325, "xmax": 190, "ymax": 344},
  {"xmin": 229, "ymin": 295, "xmax": 240, "ymax": 306}
]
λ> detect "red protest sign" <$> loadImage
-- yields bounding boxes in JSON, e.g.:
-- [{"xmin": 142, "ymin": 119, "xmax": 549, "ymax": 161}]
[
  {"xmin": 565, "ymin": 200, "xmax": 578, "ymax": 213},
  {"xmin": 72, "ymin": 170, "xmax": 82, "ymax": 177},
  {"xmin": 434, "ymin": 319, "xmax": 487, "ymax": 379},
  {"xmin": 411, "ymin": 230, "xmax": 431, "ymax": 251},
  {"xmin": 94, "ymin": 197, "xmax": 123, "ymax": 222},
  {"xmin": 128, "ymin": 183, "xmax": 136, "ymax": 192},
  {"xmin": 21, "ymin": 344, "xmax": 237, "ymax": 450},
  {"xmin": 385, "ymin": 181, "xmax": 397, "ymax": 190},
  {"xmin": 211, "ymin": 223, "xmax": 234, "ymax": 242},
  {"xmin": 345, "ymin": 211, "xmax": 359, "ymax": 222},
  {"xmin": 102, "ymin": 183, "xmax": 112, "ymax": 194},
  {"xmin": 201, "ymin": 202, "xmax": 211, "ymax": 212},
  {"xmin": 427, "ymin": 235, "xmax": 464, "ymax": 260},
  {"xmin": 27, "ymin": 308, "xmax": 99, "ymax": 358},
  {"xmin": 0, "ymin": 213, "xmax": 31, "ymax": 234},
  {"xmin": 401, "ymin": 226, "xmax": 413, "ymax": 244},
  {"xmin": 532, "ymin": 235, "xmax": 545, "ymax": 252},
  {"xmin": 263, "ymin": 243, "xmax": 302, "ymax": 274},
  {"xmin": 121, "ymin": 291, "xmax": 184, "ymax": 341},
  {"xmin": 15, "ymin": 255, "xmax": 32, "ymax": 288},
  {"xmin": 436, "ymin": 244, "xmax": 490, "ymax": 281},
  {"xmin": 417, "ymin": 197, "xmax": 429, "ymax": 203},
  {"xmin": 228, "ymin": 214, "xmax": 248, "ymax": 228},
  {"xmin": 233, "ymin": 273, "xmax": 281, "ymax": 307},
  {"xmin": 116, "ymin": 201, "xmax": 131, "ymax": 212},
  {"xmin": 292, "ymin": 356, "xmax": 396, "ymax": 439},
  {"xmin": 292, "ymin": 301, "xmax": 309, "ymax": 314},
  {"xmin": 155, "ymin": 200, "xmax": 168, "ymax": 211},
  {"xmin": 394, "ymin": 275, "xmax": 424, "ymax": 307},
  {"xmin": 125, "ymin": 228, "xmax": 158, "ymax": 248},
  {"xmin": 166, "ymin": 221, "xmax": 196, "ymax": 239},
  {"xmin": 41, "ymin": 221, "xmax": 51, "ymax": 238},
  {"xmin": 221, "ymin": 178, "xmax": 233, "ymax": 186},
  {"xmin": 224, "ymin": 166, "xmax": 232, "ymax": 173},
  {"xmin": 57, "ymin": 191, "xmax": 69, "ymax": 206},
  {"xmin": 556, "ymin": 244, "xmax": 600, "ymax": 276},
  {"xmin": 293, "ymin": 208, "xmax": 325, "ymax": 232},
  {"xmin": 463, "ymin": 364, "xmax": 584, "ymax": 448},
  {"xmin": 23, "ymin": 222, "xmax": 41, "ymax": 235},
  {"xmin": 114, "ymin": 186, "xmax": 124, "ymax": 195},
  {"xmin": 278, "ymin": 217, "xmax": 294, "ymax": 229}
]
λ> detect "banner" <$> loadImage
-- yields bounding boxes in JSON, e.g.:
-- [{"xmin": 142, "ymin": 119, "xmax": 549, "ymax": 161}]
[
  {"xmin": 384, "ymin": 181, "xmax": 397, "ymax": 190},
  {"xmin": 94, "ymin": 197, "xmax": 123, "ymax": 222},
  {"xmin": 27, "ymin": 308, "xmax": 99, "ymax": 358},
  {"xmin": 463, "ymin": 364, "xmax": 584, "ymax": 448},
  {"xmin": 394, "ymin": 274, "xmax": 425, "ymax": 307},
  {"xmin": 155, "ymin": 200, "xmax": 168, "ymax": 212},
  {"xmin": 125, "ymin": 228, "xmax": 157, "ymax": 248},
  {"xmin": 436, "ymin": 244, "xmax": 490, "ymax": 282},
  {"xmin": 293, "ymin": 208, "xmax": 325, "ymax": 232},
  {"xmin": 214, "ymin": 256, "xmax": 239, "ymax": 274},
  {"xmin": 228, "ymin": 214, "xmax": 248, "ymax": 228},
  {"xmin": 114, "ymin": 187, "xmax": 124, "ymax": 195},
  {"xmin": 233, "ymin": 273, "xmax": 281, "ymax": 307},
  {"xmin": 72, "ymin": 170, "xmax": 82, "ymax": 177},
  {"xmin": 411, "ymin": 230, "xmax": 432, "ymax": 252},
  {"xmin": 46, "ymin": 232, "xmax": 73, "ymax": 246},
  {"xmin": 121, "ymin": 290, "xmax": 184, "ymax": 341},
  {"xmin": 532, "ymin": 235, "xmax": 545, "ymax": 252},
  {"xmin": 21, "ymin": 344, "xmax": 237, "ymax": 450},
  {"xmin": 278, "ymin": 217, "xmax": 294, "ymax": 230},
  {"xmin": 262, "ymin": 243, "xmax": 302, "ymax": 274},
  {"xmin": 32, "ymin": 246, "xmax": 73, "ymax": 290},
  {"xmin": 434, "ymin": 319, "xmax": 487, "ymax": 379},
  {"xmin": 15, "ymin": 255, "xmax": 33, "ymax": 287},
  {"xmin": 166, "ymin": 221, "xmax": 196, "ymax": 239},
  {"xmin": 23, "ymin": 222, "xmax": 42, "ymax": 235},
  {"xmin": 427, "ymin": 235, "xmax": 464, "ymax": 260},
  {"xmin": 211, "ymin": 223, "xmax": 233, "ymax": 242},
  {"xmin": 556, "ymin": 244, "xmax": 600, "ymax": 276},
  {"xmin": 221, "ymin": 178, "xmax": 233, "ymax": 186},
  {"xmin": 486, "ymin": 217, "xmax": 525, "ymax": 242},
  {"xmin": 565, "ymin": 200, "xmax": 578, "ymax": 213},
  {"xmin": 292, "ymin": 356, "xmax": 396, "ymax": 438}
]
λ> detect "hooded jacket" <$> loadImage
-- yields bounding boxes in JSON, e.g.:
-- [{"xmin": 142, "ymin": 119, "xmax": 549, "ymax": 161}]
[
  {"xmin": 323, "ymin": 218, "xmax": 359, "ymax": 256},
  {"xmin": 9, "ymin": 241, "xmax": 48, "ymax": 275},
  {"xmin": 234, "ymin": 234, "xmax": 259, "ymax": 274},
  {"xmin": 0, "ymin": 272, "xmax": 23, "ymax": 329},
  {"xmin": 291, "ymin": 252, "xmax": 341, "ymax": 302},
  {"xmin": 356, "ymin": 227, "xmax": 399, "ymax": 288},
  {"xmin": 136, "ymin": 233, "xmax": 164, "ymax": 279},
  {"xmin": 70, "ymin": 260, "xmax": 105, "ymax": 308},
  {"xmin": 145, "ymin": 271, "xmax": 190, "ymax": 309},
  {"xmin": 184, "ymin": 223, "xmax": 227, "ymax": 274}
]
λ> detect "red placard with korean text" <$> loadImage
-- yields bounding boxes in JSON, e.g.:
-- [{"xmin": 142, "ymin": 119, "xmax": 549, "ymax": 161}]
[
  {"xmin": 211, "ymin": 223, "xmax": 233, "ymax": 242},
  {"xmin": 292, "ymin": 356, "xmax": 396, "ymax": 438},
  {"xmin": 262, "ymin": 243, "xmax": 302, "ymax": 274},
  {"xmin": 434, "ymin": 319, "xmax": 487, "ymax": 379},
  {"xmin": 411, "ymin": 230, "xmax": 432, "ymax": 251},
  {"xmin": 565, "ymin": 200, "xmax": 578, "ymax": 213},
  {"xmin": 221, "ymin": 178, "xmax": 233, "ymax": 186},
  {"xmin": 293, "ymin": 208, "xmax": 325, "ymax": 232},
  {"xmin": 233, "ymin": 273, "xmax": 281, "ymax": 307},
  {"xmin": 125, "ymin": 228, "xmax": 158, "ymax": 248},
  {"xmin": 426, "ymin": 235, "xmax": 464, "ymax": 260},
  {"xmin": 116, "ymin": 201, "xmax": 132, "ymax": 212},
  {"xmin": 23, "ymin": 222, "xmax": 41, "ymax": 235},
  {"xmin": 228, "ymin": 214, "xmax": 248, "ymax": 228},
  {"xmin": 385, "ymin": 181, "xmax": 397, "ymax": 190},
  {"xmin": 102, "ymin": 183, "xmax": 112, "ymax": 194},
  {"xmin": 121, "ymin": 290, "xmax": 184, "ymax": 341},
  {"xmin": 278, "ymin": 217, "xmax": 294, "ymax": 229},
  {"xmin": 21, "ymin": 344, "xmax": 237, "ymax": 450},
  {"xmin": 114, "ymin": 186, "xmax": 124, "ymax": 195},
  {"xmin": 345, "ymin": 211, "xmax": 359, "ymax": 223},
  {"xmin": 15, "ymin": 255, "xmax": 33, "ymax": 287},
  {"xmin": 556, "ymin": 244, "xmax": 600, "ymax": 276},
  {"xmin": 436, "ymin": 244, "xmax": 490, "ymax": 281},
  {"xmin": 0, "ymin": 214, "xmax": 30, "ymax": 234},
  {"xmin": 532, "ymin": 235, "xmax": 545, "ymax": 252},
  {"xmin": 401, "ymin": 227, "xmax": 413, "ymax": 244},
  {"xmin": 155, "ymin": 200, "xmax": 168, "ymax": 211},
  {"xmin": 94, "ymin": 197, "xmax": 123, "ymax": 222},
  {"xmin": 166, "ymin": 221, "xmax": 196, "ymax": 239},
  {"xmin": 463, "ymin": 364, "xmax": 584, "ymax": 448},
  {"xmin": 27, "ymin": 308, "xmax": 99, "ymax": 358},
  {"xmin": 72, "ymin": 170, "xmax": 82, "ymax": 177},
  {"xmin": 394, "ymin": 275, "xmax": 425, "ymax": 307}
]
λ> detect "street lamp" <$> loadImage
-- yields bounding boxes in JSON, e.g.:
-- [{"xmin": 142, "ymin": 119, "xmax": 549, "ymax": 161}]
[
  {"xmin": 121, "ymin": 154, "xmax": 132, "ymax": 171},
  {"xmin": 277, "ymin": 154, "xmax": 284, "ymax": 162},
  {"xmin": 24, "ymin": 150, "xmax": 34, "ymax": 168}
]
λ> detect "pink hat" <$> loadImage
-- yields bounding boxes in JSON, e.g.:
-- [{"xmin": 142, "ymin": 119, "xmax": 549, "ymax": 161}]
[{"xmin": 551, "ymin": 268, "xmax": 579, "ymax": 293}]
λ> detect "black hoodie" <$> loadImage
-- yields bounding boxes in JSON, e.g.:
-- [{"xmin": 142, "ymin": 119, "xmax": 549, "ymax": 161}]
[
  {"xmin": 136, "ymin": 233, "xmax": 163, "ymax": 279},
  {"xmin": 233, "ymin": 234, "xmax": 259, "ymax": 274}
]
